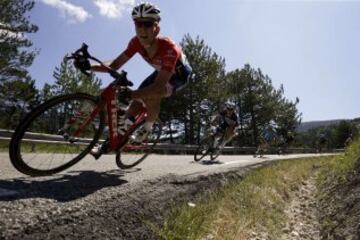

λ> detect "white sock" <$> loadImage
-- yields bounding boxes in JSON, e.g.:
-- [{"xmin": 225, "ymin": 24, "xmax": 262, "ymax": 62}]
[{"xmin": 118, "ymin": 117, "xmax": 135, "ymax": 135}]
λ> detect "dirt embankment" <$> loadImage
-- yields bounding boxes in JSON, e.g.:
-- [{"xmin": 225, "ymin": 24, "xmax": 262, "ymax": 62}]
[
  {"xmin": 271, "ymin": 156, "xmax": 360, "ymax": 240},
  {"xmin": 318, "ymin": 156, "xmax": 360, "ymax": 240}
]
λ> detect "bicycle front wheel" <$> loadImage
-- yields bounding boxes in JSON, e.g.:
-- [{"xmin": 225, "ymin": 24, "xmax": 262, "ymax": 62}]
[
  {"xmin": 116, "ymin": 119, "xmax": 162, "ymax": 169},
  {"xmin": 9, "ymin": 93, "xmax": 105, "ymax": 176}
]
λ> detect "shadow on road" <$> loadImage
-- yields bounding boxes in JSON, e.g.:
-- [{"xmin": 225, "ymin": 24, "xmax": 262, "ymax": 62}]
[
  {"xmin": 0, "ymin": 170, "xmax": 128, "ymax": 202},
  {"xmin": 198, "ymin": 159, "xmax": 223, "ymax": 165}
]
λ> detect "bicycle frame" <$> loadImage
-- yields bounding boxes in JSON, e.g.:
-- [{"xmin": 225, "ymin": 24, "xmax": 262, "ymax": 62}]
[
  {"xmin": 67, "ymin": 43, "xmax": 148, "ymax": 151},
  {"xmin": 101, "ymin": 83, "xmax": 147, "ymax": 150},
  {"xmin": 68, "ymin": 80, "xmax": 147, "ymax": 151}
]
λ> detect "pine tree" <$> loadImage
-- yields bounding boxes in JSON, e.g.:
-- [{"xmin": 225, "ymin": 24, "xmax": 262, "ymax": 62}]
[
  {"xmin": 0, "ymin": 76, "xmax": 39, "ymax": 129},
  {"xmin": 0, "ymin": 0, "xmax": 38, "ymax": 83},
  {"xmin": 0, "ymin": 0, "xmax": 39, "ymax": 129},
  {"xmin": 47, "ymin": 56, "xmax": 102, "ymax": 97},
  {"xmin": 226, "ymin": 64, "xmax": 301, "ymax": 146},
  {"xmin": 160, "ymin": 35, "xmax": 226, "ymax": 144}
]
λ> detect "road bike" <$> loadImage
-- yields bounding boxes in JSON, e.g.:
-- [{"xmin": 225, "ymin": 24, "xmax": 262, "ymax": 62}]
[
  {"xmin": 253, "ymin": 133, "xmax": 278, "ymax": 157},
  {"xmin": 9, "ymin": 43, "xmax": 162, "ymax": 176},
  {"xmin": 194, "ymin": 127, "xmax": 225, "ymax": 162}
]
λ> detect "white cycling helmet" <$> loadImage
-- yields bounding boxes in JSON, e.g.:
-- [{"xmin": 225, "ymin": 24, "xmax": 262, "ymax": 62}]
[
  {"xmin": 225, "ymin": 101, "xmax": 235, "ymax": 110},
  {"xmin": 268, "ymin": 120, "xmax": 277, "ymax": 128},
  {"xmin": 132, "ymin": 2, "xmax": 161, "ymax": 21}
]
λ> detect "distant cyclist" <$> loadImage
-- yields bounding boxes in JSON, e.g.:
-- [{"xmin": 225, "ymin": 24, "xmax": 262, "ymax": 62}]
[
  {"xmin": 75, "ymin": 2, "xmax": 192, "ymax": 158},
  {"xmin": 317, "ymin": 133, "xmax": 327, "ymax": 153},
  {"xmin": 254, "ymin": 122, "xmax": 278, "ymax": 157},
  {"xmin": 277, "ymin": 130, "xmax": 295, "ymax": 154},
  {"xmin": 344, "ymin": 133, "xmax": 353, "ymax": 148},
  {"xmin": 211, "ymin": 101, "xmax": 238, "ymax": 147}
]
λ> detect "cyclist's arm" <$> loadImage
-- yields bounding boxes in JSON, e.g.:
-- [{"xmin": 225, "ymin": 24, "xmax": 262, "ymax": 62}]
[
  {"xmin": 91, "ymin": 52, "xmax": 130, "ymax": 72},
  {"xmin": 211, "ymin": 115, "xmax": 220, "ymax": 125},
  {"xmin": 131, "ymin": 70, "xmax": 172, "ymax": 99}
]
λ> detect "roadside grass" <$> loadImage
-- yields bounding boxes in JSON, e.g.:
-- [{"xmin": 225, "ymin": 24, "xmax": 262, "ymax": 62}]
[
  {"xmin": 317, "ymin": 138, "xmax": 360, "ymax": 187},
  {"xmin": 158, "ymin": 141, "xmax": 360, "ymax": 240},
  {"xmin": 158, "ymin": 157, "xmax": 328, "ymax": 240}
]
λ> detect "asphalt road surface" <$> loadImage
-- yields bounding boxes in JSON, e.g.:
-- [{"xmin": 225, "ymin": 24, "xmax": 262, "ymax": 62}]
[{"xmin": 0, "ymin": 152, "xmax": 326, "ymax": 196}]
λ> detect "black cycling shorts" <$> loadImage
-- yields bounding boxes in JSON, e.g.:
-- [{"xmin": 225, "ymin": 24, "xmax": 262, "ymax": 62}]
[{"xmin": 138, "ymin": 63, "xmax": 192, "ymax": 96}]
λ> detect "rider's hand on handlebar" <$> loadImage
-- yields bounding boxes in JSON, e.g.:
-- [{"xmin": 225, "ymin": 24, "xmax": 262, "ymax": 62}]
[{"xmin": 74, "ymin": 57, "xmax": 91, "ymax": 73}]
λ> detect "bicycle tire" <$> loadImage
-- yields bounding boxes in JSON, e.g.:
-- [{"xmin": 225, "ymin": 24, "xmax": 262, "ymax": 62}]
[
  {"xmin": 194, "ymin": 135, "xmax": 214, "ymax": 162},
  {"xmin": 210, "ymin": 134, "xmax": 225, "ymax": 160},
  {"xmin": 116, "ymin": 119, "xmax": 162, "ymax": 169},
  {"xmin": 9, "ymin": 93, "xmax": 105, "ymax": 176}
]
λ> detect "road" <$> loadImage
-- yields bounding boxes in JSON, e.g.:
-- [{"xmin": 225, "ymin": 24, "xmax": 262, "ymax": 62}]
[
  {"xmin": 0, "ymin": 152, "xmax": 327, "ymax": 196},
  {"xmin": 0, "ymin": 152, "xmax": 333, "ymax": 239}
]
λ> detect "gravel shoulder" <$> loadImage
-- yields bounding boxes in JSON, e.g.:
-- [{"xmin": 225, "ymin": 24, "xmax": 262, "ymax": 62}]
[
  {"xmin": 280, "ymin": 170, "xmax": 321, "ymax": 240},
  {"xmin": 0, "ymin": 161, "xmax": 268, "ymax": 240}
]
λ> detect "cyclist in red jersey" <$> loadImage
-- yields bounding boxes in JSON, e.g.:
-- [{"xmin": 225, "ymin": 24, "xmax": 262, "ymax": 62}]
[{"xmin": 83, "ymin": 2, "xmax": 192, "ymax": 158}]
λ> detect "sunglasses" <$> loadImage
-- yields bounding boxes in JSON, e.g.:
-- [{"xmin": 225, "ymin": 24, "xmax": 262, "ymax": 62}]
[{"xmin": 134, "ymin": 21, "xmax": 155, "ymax": 28}]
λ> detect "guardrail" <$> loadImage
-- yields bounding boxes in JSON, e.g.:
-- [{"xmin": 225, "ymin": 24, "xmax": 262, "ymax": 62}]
[{"xmin": 0, "ymin": 129, "xmax": 343, "ymax": 154}]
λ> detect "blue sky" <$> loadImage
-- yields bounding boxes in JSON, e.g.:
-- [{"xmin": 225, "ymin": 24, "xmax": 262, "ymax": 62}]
[{"xmin": 28, "ymin": 0, "xmax": 360, "ymax": 122}]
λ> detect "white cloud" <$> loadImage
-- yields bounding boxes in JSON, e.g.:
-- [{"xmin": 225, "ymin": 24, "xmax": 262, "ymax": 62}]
[
  {"xmin": 93, "ymin": 0, "xmax": 135, "ymax": 19},
  {"xmin": 41, "ymin": 0, "xmax": 92, "ymax": 23}
]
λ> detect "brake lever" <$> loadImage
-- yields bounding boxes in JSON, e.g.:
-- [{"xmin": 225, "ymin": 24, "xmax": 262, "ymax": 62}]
[
  {"xmin": 68, "ymin": 43, "xmax": 134, "ymax": 82},
  {"xmin": 73, "ymin": 43, "xmax": 91, "ymax": 58},
  {"xmin": 68, "ymin": 43, "xmax": 92, "ymax": 76}
]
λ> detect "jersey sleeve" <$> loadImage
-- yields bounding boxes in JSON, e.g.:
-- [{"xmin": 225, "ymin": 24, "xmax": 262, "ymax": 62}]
[{"xmin": 123, "ymin": 37, "xmax": 140, "ymax": 58}]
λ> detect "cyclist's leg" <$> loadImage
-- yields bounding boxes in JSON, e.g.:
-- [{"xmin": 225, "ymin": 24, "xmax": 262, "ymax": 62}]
[
  {"xmin": 169, "ymin": 64, "xmax": 192, "ymax": 95},
  {"xmin": 227, "ymin": 125, "xmax": 236, "ymax": 141},
  {"xmin": 126, "ymin": 72, "xmax": 157, "ymax": 119},
  {"xmin": 221, "ymin": 126, "xmax": 235, "ymax": 147},
  {"xmin": 135, "ymin": 71, "xmax": 165, "ymax": 141},
  {"xmin": 119, "ymin": 72, "xmax": 158, "ymax": 135},
  {"xmin": 129, "ymin": 98, "xmax": 161, "ymax": 143},
  {"xmin": 257, "ymin": 138, "xmax": 268, "ymax": 157},
  {"xmin": 129, "ymin": 69, "xmax": 189, "ymax": 143},
  {"xmin": 255, "ymin": 142, "xmax": 262, "ymax": 157},
  {"xmin": 211, "ymin": 121, "xmax": 225, "ymax": 147}
]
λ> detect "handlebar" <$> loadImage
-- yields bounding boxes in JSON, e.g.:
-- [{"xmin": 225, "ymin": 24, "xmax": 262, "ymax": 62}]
[{"xmin": 67, "ymin": 43, "xmax": 133, "ymax": 87}]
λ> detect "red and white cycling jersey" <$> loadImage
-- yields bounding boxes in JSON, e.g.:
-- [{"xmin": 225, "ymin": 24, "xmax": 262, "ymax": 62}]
[{"xmin": 123, "ymin": 36, "xmax": 186, "ymax": 73}]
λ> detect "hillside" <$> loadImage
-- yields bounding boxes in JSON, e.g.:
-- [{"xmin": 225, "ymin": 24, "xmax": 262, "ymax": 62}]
[{"xmin": 297, "ymin": 119, "xmax": 352, "ymax": 132}]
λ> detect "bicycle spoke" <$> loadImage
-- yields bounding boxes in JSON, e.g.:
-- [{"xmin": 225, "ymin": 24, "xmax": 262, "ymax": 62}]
[
  {"xmin": 10, "ymin": 94, "xmax": 105, "ymax": 176},
  {"xmin": 116, "ymin": 120, "xmax": 162, "ymax": 169}
]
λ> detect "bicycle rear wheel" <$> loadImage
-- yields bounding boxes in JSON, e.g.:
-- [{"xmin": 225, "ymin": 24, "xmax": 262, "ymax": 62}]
[
  {"xmin": 9, "ymin": 93, "xmax": 105, "ymax": 176},
  {"xmin": 210, "ymin": 134, "xmax": 225, "ymax": 160},
  {"xmin": 194, "ymin": 135, "xmax": 214, "ymax": 162},
  {"xmin": 116, "ymin": 119, "xmax": 162, "ymax": 169}
]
